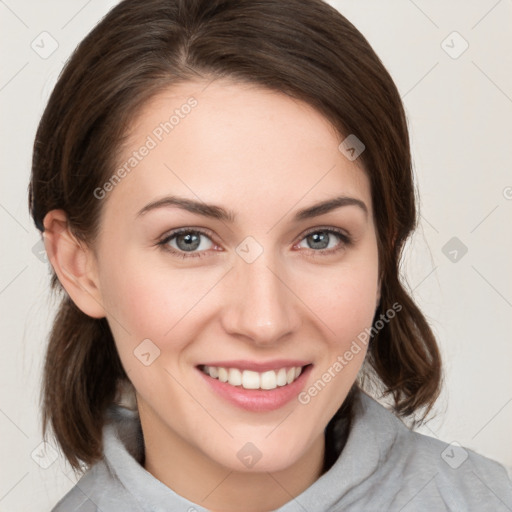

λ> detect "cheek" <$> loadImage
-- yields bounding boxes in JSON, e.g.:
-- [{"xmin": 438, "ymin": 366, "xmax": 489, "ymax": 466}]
[
  {"xmin": 293, "ymin": 263, "xmax": 378, "ymax": 439},
  {"xmin": 98, "ymin": 262, "xmax": 198, "ymax": 396},
  {"xmin": 308, "ymin": 257, "xmax": 379, "ymax": 345},
  {"xmin": 101, "ymin": 262, "xmax": 192, "ymax": 336},
  {"xmin": 317, "ymin": 279, "xmax": 376, "ymax": 325},
  {"xmin": 98, "ymin": 249, "xmax": 221, "ymax": 362}
]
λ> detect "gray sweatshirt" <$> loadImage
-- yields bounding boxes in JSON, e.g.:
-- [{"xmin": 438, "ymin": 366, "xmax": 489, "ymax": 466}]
[{"xmin": 51, "ymin": 389, "xmax": 512, "ymax": 511}]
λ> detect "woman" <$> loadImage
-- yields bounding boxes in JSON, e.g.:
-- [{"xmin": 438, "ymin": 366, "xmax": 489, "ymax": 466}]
[{"xmin": 29, "ymin": 0, "xmax": 512, "ymax": 510}]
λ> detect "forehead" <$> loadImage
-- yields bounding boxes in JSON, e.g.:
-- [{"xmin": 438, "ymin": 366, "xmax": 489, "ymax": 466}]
[{"xmin": 105, "ymin": 80, "xmax": 372, "ymax": 222}]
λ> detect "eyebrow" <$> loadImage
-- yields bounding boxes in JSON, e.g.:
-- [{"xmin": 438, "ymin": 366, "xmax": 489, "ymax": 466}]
[{"xmin": 136, "ymin": 195, "xmax": 368, "ymax": 222}]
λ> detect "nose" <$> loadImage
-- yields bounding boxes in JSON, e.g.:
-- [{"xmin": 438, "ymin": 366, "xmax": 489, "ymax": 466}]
[{"xmin": 220, "ymin": 248, "xmax": 302, "ymax": 346}]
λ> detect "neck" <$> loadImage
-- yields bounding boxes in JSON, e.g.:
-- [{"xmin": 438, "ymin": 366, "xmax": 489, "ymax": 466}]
[{"xmin": 139, "ymin": 411, "xmax": 326, "ymax": 512}]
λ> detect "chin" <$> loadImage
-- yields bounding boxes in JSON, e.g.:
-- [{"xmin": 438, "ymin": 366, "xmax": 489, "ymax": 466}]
[{"xmin": 202, "ymin": 432, "xmax": 318, "ymax": 474}]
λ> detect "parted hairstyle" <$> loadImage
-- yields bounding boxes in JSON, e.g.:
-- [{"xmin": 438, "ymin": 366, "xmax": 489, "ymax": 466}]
[{"xmin": 28, "ymin": 0, "xmax": 442, "ymax": 473}]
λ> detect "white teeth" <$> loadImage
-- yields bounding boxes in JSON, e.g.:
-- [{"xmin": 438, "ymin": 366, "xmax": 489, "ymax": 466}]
[
  {"xmin": 228, "ymin": 368, "xmax": 242, "ymax": 386},
  {"xmin": 260, "ymin": 370, "xmax": 277, "ymax": 390},
  {"xmin": 242, "ymin": 370, "xmax": 260, "ymax": 389},
  {"xmin": 202, "ymin": 365, "xmax": 306, "ymax": 390},
  {"xmin": 276, "ymin": 368, "xmax": 287, "ymax": 386},
  {"xmin": 218, "ymin": 367, "xmax": 228, "ymax": 383}
]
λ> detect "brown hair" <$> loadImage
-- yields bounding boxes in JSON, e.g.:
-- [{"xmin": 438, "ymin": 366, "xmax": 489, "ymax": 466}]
[{"xmin": 29, "ymin": 0, "xmax": 442, "ymax": 472}]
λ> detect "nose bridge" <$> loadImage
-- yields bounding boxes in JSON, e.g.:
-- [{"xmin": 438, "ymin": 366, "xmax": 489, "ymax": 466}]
[{"xmin": 223, "ymin": 242, "xmax": 300, "ymax": 344}]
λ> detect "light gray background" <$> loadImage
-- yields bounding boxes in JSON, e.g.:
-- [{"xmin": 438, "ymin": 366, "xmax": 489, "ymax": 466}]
[{"xmin": 1, "ymin": 1, "xmax": 511, "ymax": 510}]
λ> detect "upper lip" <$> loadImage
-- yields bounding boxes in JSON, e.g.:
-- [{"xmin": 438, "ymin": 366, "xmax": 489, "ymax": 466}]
[{"xmin": 197, "ymin": 359, "xmax": 312, "ymax": 372}]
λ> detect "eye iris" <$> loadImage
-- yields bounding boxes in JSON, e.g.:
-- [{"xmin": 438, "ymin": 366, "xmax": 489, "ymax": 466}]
[
  {"xmin": 176, "ymin": 232, "xmax": 201, "ymax": 251},
  {"xmin": 308, "ymin": 231, "xmax": 330, "ymax": 249}
]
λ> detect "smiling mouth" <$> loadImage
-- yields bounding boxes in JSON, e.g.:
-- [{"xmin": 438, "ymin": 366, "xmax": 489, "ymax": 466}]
[{"xmin": 197, "ymin": 364, "xmax": 312, "ymax": 391}]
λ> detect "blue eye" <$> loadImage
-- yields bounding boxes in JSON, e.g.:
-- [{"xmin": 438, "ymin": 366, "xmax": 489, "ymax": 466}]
[
  {"xmin": 158, "ymin": 228, "xmax": 215, "ymax": 258},
  {"xmin": 295, "ymin": 227, "xmax": 352, "ymax": 257},
  {"xmin": 157, "ymin": 227, "xmax": 351, "ymax": 259}
]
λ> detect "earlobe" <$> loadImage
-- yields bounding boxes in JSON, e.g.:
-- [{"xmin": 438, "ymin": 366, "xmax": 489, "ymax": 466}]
[{"xmin": 42, "ymin": 209, "xmax": 105, "ymax": 319}]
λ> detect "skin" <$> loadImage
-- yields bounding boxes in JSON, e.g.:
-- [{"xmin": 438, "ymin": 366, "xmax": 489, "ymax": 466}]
[{"xmin": 43, "ymin": 79, "xmax": 381, "ymax": 512}]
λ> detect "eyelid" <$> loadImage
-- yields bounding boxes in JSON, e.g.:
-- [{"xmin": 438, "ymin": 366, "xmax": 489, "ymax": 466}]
[
  {"xmin": 297, "ymin": 225, "xmax": 351, "ymax": 243},
  {"xmin": 158, "ymin": 226, "xmax": 217, "ymax": 243}
]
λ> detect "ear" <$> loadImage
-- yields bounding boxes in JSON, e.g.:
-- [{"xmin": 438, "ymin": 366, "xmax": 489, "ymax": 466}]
[{"xmin": 42, "ymin": 209, "xmax": 105, "ymax": 318}]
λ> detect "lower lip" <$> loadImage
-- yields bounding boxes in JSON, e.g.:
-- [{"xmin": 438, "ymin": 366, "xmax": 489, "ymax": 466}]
[{"xmin": 196, "ymin": 365, "xmax": 313, "ymax": 412}]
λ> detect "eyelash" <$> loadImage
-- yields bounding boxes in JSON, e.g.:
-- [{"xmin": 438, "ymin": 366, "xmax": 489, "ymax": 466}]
[{"xmin": 156, "ymin": 226, "xmax": 352, "ymax": 259}]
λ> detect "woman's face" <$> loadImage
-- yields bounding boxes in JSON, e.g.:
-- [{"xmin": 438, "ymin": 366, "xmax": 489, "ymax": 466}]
[{"xmin": 91, "ymin": 80, "xmax": 380, "ymax": 473}]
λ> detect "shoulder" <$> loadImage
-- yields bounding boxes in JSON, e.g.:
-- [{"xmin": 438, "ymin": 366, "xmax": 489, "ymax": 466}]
[
  {"xmin": 356, "ymin": 391, "xmax": 512, "ymax": 510},
  {"xmin": 51, "ymin": 405, "xmax": 149, "ymax": 511},
  {"xmin": 404, "ymin": 428, "xmax": 512, "ymax": 509},
  {"xmin": 50, "ymin": 460, "xmax": 145, "ymax": 512},
  {"xmin": 51, "ymin": 466, "xmax": 104, "ymax": 512}
]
